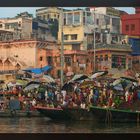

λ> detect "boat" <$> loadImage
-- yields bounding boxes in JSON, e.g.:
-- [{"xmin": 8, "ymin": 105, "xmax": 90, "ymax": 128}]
[
  {"xmin": 35, "ymin": 106, "xmax": 95, "ymax": 121},
  {"xmin": 90, "ymin": 106, "xmax": 140, "ymax": 123},
  {"xmin": 35, "ymin": 105, "xmax": 140, "ymax": 123},
  {"xmin": 0, "ymin": 110, "xmax": 41, "ymax": 117}
]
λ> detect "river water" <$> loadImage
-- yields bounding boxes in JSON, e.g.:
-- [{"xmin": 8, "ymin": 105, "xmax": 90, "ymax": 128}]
[{"xmin": 0, "ymin": 117, "xmax": 140, "ymax": 133}]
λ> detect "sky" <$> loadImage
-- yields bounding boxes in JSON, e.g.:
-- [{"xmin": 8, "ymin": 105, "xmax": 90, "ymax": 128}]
[{"xmin": 0, "ymin": 7, "xmax": 135, "ymax": 18}]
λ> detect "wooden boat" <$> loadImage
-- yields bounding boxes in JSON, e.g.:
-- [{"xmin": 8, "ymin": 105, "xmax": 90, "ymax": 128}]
[
  {"xmin": 90, "ymin": 106, "xmax": 140, "ymax": 123},
  {"xmin": 35, "ymin": 106, "xmax": 95, "ymax": 121},
  {"xmin": 35, "ymin": 105, "xmax": 140, "ymax": 123},
  {"xmin": 0, "ymin": 110, "xmax": 41, "ymax": 117}
]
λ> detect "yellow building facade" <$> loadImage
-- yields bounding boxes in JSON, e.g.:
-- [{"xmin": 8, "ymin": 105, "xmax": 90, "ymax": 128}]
[
  {"xmin": 58, "ymin": 25, "xmax": 85, "ymax": 50},
  {"xmin": 58, "ymin": 9, "xmax": 92, "ymax": 51}
]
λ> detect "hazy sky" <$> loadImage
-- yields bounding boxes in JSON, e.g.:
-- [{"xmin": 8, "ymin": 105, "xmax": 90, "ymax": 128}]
[{"xmin": 0, "ymin": 7, "xmax": 135, "ymax": 18}]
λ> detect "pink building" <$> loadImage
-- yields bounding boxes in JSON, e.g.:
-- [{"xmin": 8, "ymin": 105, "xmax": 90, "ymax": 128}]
[{"xmin": 0, "ymin": 39, "xmax": 56, "ymax": 80}]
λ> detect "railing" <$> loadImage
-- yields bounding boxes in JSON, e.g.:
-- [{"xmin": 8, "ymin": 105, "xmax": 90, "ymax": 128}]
[
  {"xmin": 0, "ymin": 33, "xmax": 56, "ymax": 42},
  {"xmin": 95, "ymin": 43, "xmax": 131, "ymax": 50}
]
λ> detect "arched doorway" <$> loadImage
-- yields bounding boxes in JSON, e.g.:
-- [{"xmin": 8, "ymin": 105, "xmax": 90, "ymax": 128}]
[
  {"xmin": 15, "ymin": 63, "xmax": 21, "ymax": 71},
  {"xmin": 4, "ymin": 59, "xmax": 13, "ymax": 70}
]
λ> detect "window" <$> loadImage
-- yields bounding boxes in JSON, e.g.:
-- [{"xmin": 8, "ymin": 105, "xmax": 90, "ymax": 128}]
[
  {"xmin": 47, "ymin": 56, "xmax": 52, "ymax": 65},
  {"xmin": 67, "ymin": 13, "xmax": 73, "ymax": 25},
  {"xmin": 38, "ymin": 16, "xmax": 41, "ymax": 19},
  {"xmin": 96, "ymin": 56, "xmax": 98, "ymax": 62},
  {"xmin": 47, "ymin": 14, "xmax": 50, "ymax": 19},
  {"xmin": 104, "ymin": 55, "xmax": 108, "ymax": 61},
  {"xmin": 65, "ymin": 57, "xmax": 71, "ymax": 66},
  {"xmin": 40, "ymin": 56, "xmax": 43, "ymax": 61},
  {"xmin": 74, "ymin": 12, "xmax": 80, "ymax": 24},
  {"xmin": 43, "ymin": 15, "xmax": 46, "ymax": 20},
  {"xmin": 5, "ymin": 24, "xmax": 9, "ymax": 29},
  {"xmin": 100, "ymin": 55, "xmax": 103, "ymax": 61},
  {"xmin": 104, "ymin": 15, "xmax": 110, "ymax": 25},
  {"xmin": 72, "ymin": 44, "xmax": 80, "ymax": 50},
  {"xmin": 71, "ymin": 34, "xmax": 77, "ymax": 40},
  {"xmin": 0, "ymin": 24, "xmax": 2, "ymax": 28},
  {"xmin": 112, "ymin": 18, "xmax": 120, "ymax": 26},
  {"xmin": 111, "ymin": 36, "xmax": 118, "ymax": 44},
  {"xmin": 80, "ymin": 67, "xmax": 84, "ymax": 71},
  {"xmin": 86, "ymin": 12, "xmax": 92, "ymax": 24},
  {"xmin": 126, "ymin": 25, "xmax": 129, "ymax": 31},
  {"xmin": 64, "ymin": 13, "xmax": 66, "ymax": 25},
  {"xmin": 131, "ymin": 24, "xmax": 135, "ymax": 31},
  {"xmin": 96, "ymin": 19, "xmax": 99, "ymax": 25},
  {"xmin": 112, "ymin": 55, "xmax": 126, "ymax": 68},
  {"xmin": 121, "ymin": 57, "xmax": 126, "ymax": 68},
  {"xmin": 83, "ymin": 16, "xmax": 86, "ymax": 25},
  {"xmin": 64, "ymin": 35, "xmax": 69, "ymax": 40}
]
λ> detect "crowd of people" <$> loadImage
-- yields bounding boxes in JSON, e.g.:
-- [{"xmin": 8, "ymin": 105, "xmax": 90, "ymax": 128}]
[
  {"xmin": 58, "ymin": 79, "xmax": 140, "ymax": 110},
  {"xmin": 0, "ymin": 77, "xmax": 140, "ymax": 113}
]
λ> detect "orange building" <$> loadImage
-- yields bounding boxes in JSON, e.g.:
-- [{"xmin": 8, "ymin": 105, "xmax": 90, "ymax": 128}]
[
  {"xmin": 0, "ymin": 39, "xmax": 56, "ymax": 80},
  {"xmin": 88, "ymin": 43, "xmax": 132, "ymax": 76},
  {"xmin": 0, "ymin": 39, "xmax": 133, "ymax": 81},
  {"xmin": 45, "ymin": 49, "xmax": 90, "ymax": 79}
]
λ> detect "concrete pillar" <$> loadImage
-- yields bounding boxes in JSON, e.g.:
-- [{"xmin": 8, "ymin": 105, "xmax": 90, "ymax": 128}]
[
  {"xmin": 100, "ymin": 33, "xmax": 103, "ymax": 43},
  {"xmin": 106, "ymin": 34, "xmax": 111, "ymax": 44},
  {"xmin": 80, "ymin": 11, "xmax": 82, "ymax": 25},
  {"xmin": 72, "ymin": 12, "xmax": 74, "ymax": 24},
  {"xmin": 66, "ymin": 13, "xmax": 68, "ymax": 25}
]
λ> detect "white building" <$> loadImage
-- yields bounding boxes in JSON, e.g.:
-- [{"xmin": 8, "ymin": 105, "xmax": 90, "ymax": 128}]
[
  {"xmin": 0, "ymin": 16, "xmax": 32, "ymax": 40},
  {"xmin": 0, "ymin": 12, "xmax": 55, "ymax": 42}
]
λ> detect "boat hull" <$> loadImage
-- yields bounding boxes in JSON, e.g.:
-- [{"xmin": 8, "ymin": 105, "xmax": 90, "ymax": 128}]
[
  {"xmin": 35, "ymin": 106, "xmax": 95, "ymax": 121},
  {"xmin": 90, "ymin": 106, "xmax": 140, "ymax": 123},
  {"xmin": 35, "ymin": 106, "xmax": 140, "ymax": 122}
]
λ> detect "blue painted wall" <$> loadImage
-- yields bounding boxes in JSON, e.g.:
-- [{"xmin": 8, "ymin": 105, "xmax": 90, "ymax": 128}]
[{"xmin": 129, "ymin": 38, "xmax": 140, "ymax": 56}]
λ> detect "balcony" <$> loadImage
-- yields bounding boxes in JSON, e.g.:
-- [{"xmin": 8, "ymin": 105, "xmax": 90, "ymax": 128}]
[
  {"xmin": 95, "ymin": 43, "xmax": 132, "ymax": 52},
  {"xmin": 0, "ymin": 32, "xmax": 56, "ymax": 42}
]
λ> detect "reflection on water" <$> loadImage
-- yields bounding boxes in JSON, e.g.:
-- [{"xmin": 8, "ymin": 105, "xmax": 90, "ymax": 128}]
[{"xmin": 0, "ymin": 117, "xmax": 139, "ymax": 133}]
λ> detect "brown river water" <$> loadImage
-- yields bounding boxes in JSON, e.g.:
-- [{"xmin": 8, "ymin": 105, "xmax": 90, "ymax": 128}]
[{"xmin": 0, "ymin": 117, "xmax": 139, "ymax": 133}]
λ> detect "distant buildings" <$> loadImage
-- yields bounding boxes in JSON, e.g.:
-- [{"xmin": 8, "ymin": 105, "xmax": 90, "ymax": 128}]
[
  {"xmin": 0, "ymin": 13, "xmax": 32, "ymax": 40},
  {"xmin": 36, "ymin": 7, "xmax": 61, "ymax": 21},
  {"xmin": 56, "ymin": 7, "xmax": 132, "ymax": 76},
  {"xmin": 0, "ymin": 12, "xmax": 55, "ymax": 41},
  {"xmin": 58, "ymin": 8, "xmax": 93, "ymax": 51},
  {"xmin": 0, "ymin": 7, "xmax": 137, "ymax": 80},
  {"xmin": 0, "ymin": 40, "xmax": 57, "ymax": 80},
  {"xmin": 58, "ymin": 7, "xmax": 126, "ymax": 51}
]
